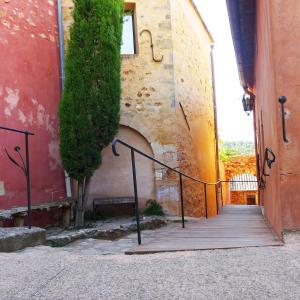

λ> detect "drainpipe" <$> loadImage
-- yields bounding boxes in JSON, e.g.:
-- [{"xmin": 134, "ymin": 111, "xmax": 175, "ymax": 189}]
[
  {"xmin": 57, "ymin": 0, "xmax": 72, "ymax": 198},
  {"xmin": 210, "ymin": 44, "xmax": 220, "ymax": 180}
]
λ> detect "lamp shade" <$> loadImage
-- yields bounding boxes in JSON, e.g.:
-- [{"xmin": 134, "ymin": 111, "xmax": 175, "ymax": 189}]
[{"xmin": 242, "ymin": 93, "xmax": 254, "ymax": 115}]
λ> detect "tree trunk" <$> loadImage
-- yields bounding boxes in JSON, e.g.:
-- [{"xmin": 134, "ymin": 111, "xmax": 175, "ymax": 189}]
[{"xmin": 75, "ymin": 177, "xmax": 91, "ymax": 228}]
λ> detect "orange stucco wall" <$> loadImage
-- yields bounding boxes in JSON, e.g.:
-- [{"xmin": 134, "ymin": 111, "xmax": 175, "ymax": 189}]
[{"xmin": 254, "ymin": 0, "xmax": 300, "ymax": 236}]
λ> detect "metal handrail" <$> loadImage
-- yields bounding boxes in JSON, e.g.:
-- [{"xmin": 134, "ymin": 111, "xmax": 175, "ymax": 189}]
[
  {"xmin": 0, "ymin": 125, "xmax": 34, "ymax": 229},
  {"xmin": 112, "ymin": 138, "xmax": 221, "ymax": 245}
]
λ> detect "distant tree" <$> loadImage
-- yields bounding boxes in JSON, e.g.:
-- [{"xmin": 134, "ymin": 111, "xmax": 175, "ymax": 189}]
[
  {"xmin": 59, "ymin": 0, "xmax": 123, "ymax": 227},
  {"xmin": 219, "ymin": 140, "xmax": 254, "ymax": 161}
]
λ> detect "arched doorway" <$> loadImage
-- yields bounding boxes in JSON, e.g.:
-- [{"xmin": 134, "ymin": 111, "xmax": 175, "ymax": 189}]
[{"xmin": 88, "ymin": 125, "xmax": 156, "ymax": 210}]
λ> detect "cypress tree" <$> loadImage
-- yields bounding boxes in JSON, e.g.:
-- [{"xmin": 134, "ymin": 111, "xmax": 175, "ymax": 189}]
[{"xmin": 59, "ymin": 0, "xmax": 123, "ymax": 227}]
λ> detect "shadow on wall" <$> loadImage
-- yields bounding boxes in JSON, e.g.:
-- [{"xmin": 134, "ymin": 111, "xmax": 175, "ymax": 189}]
[{"xmin": 87, "ymin": 125, "xmax": 156, "ymax": 209}]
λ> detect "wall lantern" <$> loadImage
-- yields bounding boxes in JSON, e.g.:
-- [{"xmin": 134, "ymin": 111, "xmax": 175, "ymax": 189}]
[{"xmin": 242, "ymin": 93, "xmax": 255, "ymax": 115}]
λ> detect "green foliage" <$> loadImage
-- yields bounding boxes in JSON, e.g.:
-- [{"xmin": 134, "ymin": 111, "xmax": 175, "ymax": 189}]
[
  {"xmin": 59, "ymin": 0, "xmax": 123, "ymax": 182},
  {"xmin": 219, "ymin": 140, "xmax": 255, "ymax": 161},
  {"xmin": 143, "ymin": 200, "xmax": 164, "ymax": 216},
  {"xmin": 84, "ymin": 210, "xmax": 107, "ymax": 221}
]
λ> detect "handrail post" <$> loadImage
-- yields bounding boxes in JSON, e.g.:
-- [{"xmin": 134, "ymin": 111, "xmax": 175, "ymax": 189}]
[
  {"xmin": 215, "ymin": 183, "xmax": 219, "ymax": 214},
  {"xmin": 0, "ymin": 126, "xmax": 33, "ymax": 229},
  {"xmin": 179, "ymin": 173, "xmax": 185, "ymax": 228},
  {"xmin": 220, "ymin": 182, "xmax": 223, "ymax": 207},
  {"xmin": 25, "ymin": 132, "xmax": 32, "ymax": 229},
  {"xmin": 204, "ymin": 183, "xmax": 208, "ymax": 219},
  {"xmin": 131, "ymin": 149, "xmax": 141, "ymax": 245}
]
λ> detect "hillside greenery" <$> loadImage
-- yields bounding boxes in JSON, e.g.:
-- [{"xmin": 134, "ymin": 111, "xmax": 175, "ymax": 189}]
[{"xmin": 219, "ymin": 141, "xmax": 255, "ymax": 161}]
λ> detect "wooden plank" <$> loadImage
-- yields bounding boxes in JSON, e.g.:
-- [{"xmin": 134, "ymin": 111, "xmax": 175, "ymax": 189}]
[
  {"xmin": 93, "ymin": 197, "xmax": 135, "ymax": 205},
  {"xmin": 126, "ymin": 205, "xmax": 283, "ymax": 255}
]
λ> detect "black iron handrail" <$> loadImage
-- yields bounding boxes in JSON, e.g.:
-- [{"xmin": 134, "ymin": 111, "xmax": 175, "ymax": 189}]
[
  {"xmin": 0, "ymin": 126, "xmax": 34, "ymax": 229},
  {"xmin": 112, "ymin": 138, "xmax": 221, "ymax": 245}
]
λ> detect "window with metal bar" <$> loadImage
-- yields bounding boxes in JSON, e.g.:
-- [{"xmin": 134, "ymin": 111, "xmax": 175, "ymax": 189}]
[{"xmin": 230, "ymin": 173, "xmax": 258, "ymax": 191}]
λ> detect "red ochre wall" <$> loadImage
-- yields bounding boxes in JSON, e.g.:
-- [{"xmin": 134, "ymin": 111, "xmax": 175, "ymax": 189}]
[
  {"xmin": 0, "ymin": 0, "xmax": 66, "ymax": 209},
  {"xmin": 254, "ymin": 0, "xmax": 300, "ymax": 236}
]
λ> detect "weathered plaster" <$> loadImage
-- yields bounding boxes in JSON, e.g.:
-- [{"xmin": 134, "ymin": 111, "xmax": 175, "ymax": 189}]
[{"xmin": 0, "ymin": 0, "xmax": 66, "ymax": 209}]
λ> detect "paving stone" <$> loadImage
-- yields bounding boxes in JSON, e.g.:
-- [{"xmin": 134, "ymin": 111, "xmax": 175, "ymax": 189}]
[{"xmin": 0, "ymin": 227, "xmax": 46, "ymax": 252}]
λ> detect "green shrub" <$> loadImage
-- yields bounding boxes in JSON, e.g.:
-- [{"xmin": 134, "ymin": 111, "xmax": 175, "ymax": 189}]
[
  {"xmin": 143, "ymin": 200, "xmax": 164, "ymax": 216},
  {"xmin": 84, "ymin": 210, "xmax": 107, "ymax": 221}
]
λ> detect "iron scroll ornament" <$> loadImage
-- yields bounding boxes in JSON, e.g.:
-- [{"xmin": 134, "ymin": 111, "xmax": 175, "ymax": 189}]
[
  {"xmin": 4, "ymin": 146, "xmax": 27, "ymax": 176},
  {"xmin": 140, "ymin": 29, "xmax": 164, "ymax": 63},
  {"xmin": 0, "ymin": 126, "xmax": 34, "ymax": 229},
  {"xmin": 259, "ymin": 147, "xmax": 276, "ymax": 189},
  {"xmin": 263, "ymin": 147, "xmax": 276, "ymax": 177}
]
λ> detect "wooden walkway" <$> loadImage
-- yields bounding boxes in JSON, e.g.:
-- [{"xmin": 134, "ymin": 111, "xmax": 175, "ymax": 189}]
[{"xmin": 126, "ymin": 205, "xmax": 283, "ymax": 255}]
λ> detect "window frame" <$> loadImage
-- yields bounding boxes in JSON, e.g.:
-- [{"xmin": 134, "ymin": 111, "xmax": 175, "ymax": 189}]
[{"xmin": 121, "ymin": 3, "xmax": 138, "ymax": 56}]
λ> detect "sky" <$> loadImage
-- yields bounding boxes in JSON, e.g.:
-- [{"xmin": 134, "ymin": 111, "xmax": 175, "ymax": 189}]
[{"xmin": 194, "ymin": 0, "xmax": 254, "ymax": 142}]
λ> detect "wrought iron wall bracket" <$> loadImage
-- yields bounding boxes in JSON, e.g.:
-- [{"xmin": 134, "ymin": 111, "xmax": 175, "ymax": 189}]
[
  {"xmin": 262, "ymin": 147, "xmax": 276, "ymax": 177},
  {"xmin": 0, "ymin": 126, "xmax": 34, "ymax": 229},
  {"xmin": 140, "ymin": 29, "xmax": 163, "ymax": 63},
  {"xmin": 279, "ymin": 96, "xmax": 288, "ymax": 143},
  {"xmin": 4, "ymin": 146, "xmax": 27, "ymax": 176}
]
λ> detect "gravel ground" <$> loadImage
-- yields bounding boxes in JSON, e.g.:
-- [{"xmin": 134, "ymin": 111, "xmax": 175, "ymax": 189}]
[{"xmin": 1, "ymin": 231, "xmax": 300, "ymax": 300}]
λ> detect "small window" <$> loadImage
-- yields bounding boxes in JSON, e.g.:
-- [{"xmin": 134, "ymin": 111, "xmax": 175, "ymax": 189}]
[
  {"xmin": 247, "ymin": 195, "xmax": 256, "ymax": 205},
  {"xmin": 121, "ymin": 10, "xmax": 136, "ymax": 55}
]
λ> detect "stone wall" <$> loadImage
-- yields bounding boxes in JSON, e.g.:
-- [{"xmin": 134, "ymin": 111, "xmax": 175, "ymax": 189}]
[
  {"xmin": 171, "ymin": 0, "xmax": 218, "ymax": 216},
  {"xmin": 230, "ymin": 191, "xmax": 258, "ymax": 205},
  {"xmin": 62, "ymin": 0, "xmax": 218, "ymax": 217},
  {"xmin": 221, "ymin": 155, "xmax": 258, "ymax": 205}
]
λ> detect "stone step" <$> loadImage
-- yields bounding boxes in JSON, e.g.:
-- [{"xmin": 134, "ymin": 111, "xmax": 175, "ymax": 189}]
[{"xmin": 0, "ymin": 227, "xmax": 46, "ymax": 252}]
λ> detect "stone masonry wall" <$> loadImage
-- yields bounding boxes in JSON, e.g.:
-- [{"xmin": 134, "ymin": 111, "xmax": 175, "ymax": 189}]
[
  {"xmin": 231, "ymin": 191, "xmax": 258, "ymax": 205},
  {"xmin": 221, "ymin": 155, "xmax": 257, "ymax": 205},
  {"xmin": 120, "ymin": 0, "xmax": 180, "ymax": 215},
  {"xmin": 170, "ymin": 0, "xmax": 218, "ymax": 216},
  {"xmin": 62, "ymin": 0, "xmax": 217, "ymax": 217}
]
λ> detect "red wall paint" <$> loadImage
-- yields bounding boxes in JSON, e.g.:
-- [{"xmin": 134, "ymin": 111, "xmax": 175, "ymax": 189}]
[
  {"xmin": 271, "ymin": 0, "xmax": 300, "ymax": 231},
  {"xmin": 254, "ymin": 0, "xmax": 282, "ymax": 237},
  {"xmin": 0, "ymin": 0, "xmax": 66, "ymax": 209},
  {"xmin": 255, "ymin": 0, "xmax": 300, "ymax": 235}
]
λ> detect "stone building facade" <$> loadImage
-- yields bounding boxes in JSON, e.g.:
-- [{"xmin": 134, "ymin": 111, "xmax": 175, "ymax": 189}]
[{"xmin": 62, "ymin": 0, "xmax": 219, "ymax": 217}]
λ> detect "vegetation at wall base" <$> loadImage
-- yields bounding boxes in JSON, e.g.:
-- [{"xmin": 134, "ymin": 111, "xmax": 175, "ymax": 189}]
[
  {"xmin": 84, "ymin": 210, "xmax": 107, "ymax": 222},
  {"xmin": 144, "ymin": 200, "xmax": 164, "ymax": 216},
  {"xmin": 59, "ymin": 0, "xmax": 123, "ymax": 228}
]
